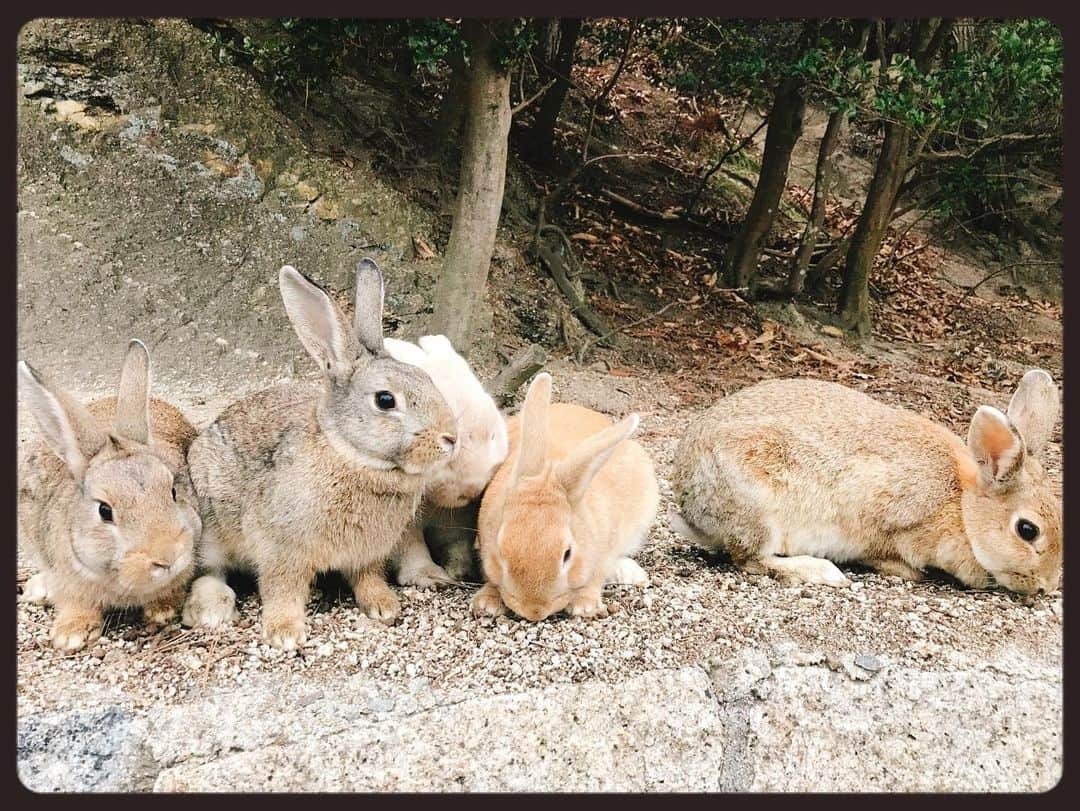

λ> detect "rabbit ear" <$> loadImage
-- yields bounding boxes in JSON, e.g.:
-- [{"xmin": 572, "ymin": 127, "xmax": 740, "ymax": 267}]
[
  {"xmin": 1006, "ymin": 369, "xmax": 1058, "ymax": 458},
  {"xmin": 383, "ymin": 337, "xmax": 427, "ymax": 368},
  {"xmin": 114, "ymin": 339, "xmax": 151, "ymax": 444},
  {"xmin": 556, "ymin": 413, "xmax": 639, "ymax": 505},
  {"xmin": 352, "ymin": 258, "xmax": 385, "ymax": 355},
  {"xmin": 418, "ymin": 334, "xmax": 459, "ymax": 359},
  {"xmin": 18, "ymin": 361, "xmax": 107, "ymax": 480},
  {"xmin": 279, "ymin": 265, "xmax": 354, "ymax": 378},
  {"xmin": 510, "ymin": 372, "xmax": 552, "ymax": 485},
  {"xmin": 968, "ymin": 405, "xmax": 1025, "ymax": 489}
]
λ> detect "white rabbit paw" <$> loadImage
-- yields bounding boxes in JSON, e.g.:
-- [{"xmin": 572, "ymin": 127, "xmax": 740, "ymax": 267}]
[
  {"xmin": 181, "ymin": 576, "xmax": 238, "ymax": 628},
  {"xmin": 396, "ymin": 562, "xmax": 456, "ymax": 588},
  {"xmin": 21, "ymin": 572, "xmax": 52, "ymax": 605},
  {"xmin": 608, "ymin": 557, "xmax": 650, "ymax": 587}
]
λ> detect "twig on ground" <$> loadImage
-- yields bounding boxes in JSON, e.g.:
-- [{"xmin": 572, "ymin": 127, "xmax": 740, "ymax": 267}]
[{"xmin": 486, "ymin": 344, "xmax": 548, "ymax": 406}]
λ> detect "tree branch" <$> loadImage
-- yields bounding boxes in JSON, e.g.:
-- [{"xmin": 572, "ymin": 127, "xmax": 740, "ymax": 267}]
[{"xmin": 511, "ymin": 78, "xmax": 557, "ymax": 116}]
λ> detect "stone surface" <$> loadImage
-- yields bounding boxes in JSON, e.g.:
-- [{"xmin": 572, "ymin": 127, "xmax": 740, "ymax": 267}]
[{"xmin": 16, "ymin": 648, "xmax": 1061, "ymax": 792}]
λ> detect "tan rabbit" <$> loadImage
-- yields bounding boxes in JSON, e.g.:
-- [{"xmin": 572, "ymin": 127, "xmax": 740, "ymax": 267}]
[
  {"xmin": 181, "ymin": 260, "xmax": 458, "ymax": 650},
  {"xmin": 471, "ymin": 373, "xmax": 659, "ymax": 621},
  {"xmin": 670, "ymin": 372, "xmax": 1062, "ymax": 594},
  {"xmin": 17, "ymin": 340, "xmax": 201, "ymax": 650}
]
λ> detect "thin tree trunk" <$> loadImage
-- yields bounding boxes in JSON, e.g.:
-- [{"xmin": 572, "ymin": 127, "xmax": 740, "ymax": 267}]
[
  {"xmin": 723, "ymin": 75, "xmax": 807, "ymax": 290},
  {"xmin": 521, "ymin": 18, "xmax": 582, "ymax": 164},
  {"xmin": 838, "ymin": 120, "xmax": 910, "ymax": 334},
  {"xmin": 428, "ymin": 21, "xmax": 513, "ymax": 350},
  {"xmin": 787, "ymin": 109, "xmax": 846, "ymax": 296},
  {"xmin": 435, "ymin": 46, "xmax": 469, "ymax": 142},
  {"xmin": 837, "ymin": 18, "xmax": 953, "ymax": 335}
]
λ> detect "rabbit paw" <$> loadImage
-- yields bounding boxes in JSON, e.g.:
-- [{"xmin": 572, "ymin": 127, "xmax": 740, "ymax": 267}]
[
  {"xmin": 763, "ymin": 555, "xmax": 851, "ymax": 587},
  {"xmin": 396, "ymin": 561, "xmax": 456, "ymax": 588},
  {"xmin": 353, "ymin": 574, "xmax": 401, "ymax": 625},
  {"xmin": 470, "ymin": 583, "xmax": 507, "ymax": 617},
  {"xmin": 181, "ymin": 576, "xmax": 238, "ymax": 628},
  {"xmin": 20, "ymin": 572, "xmax": 52, "ymax": 605},
  {"xmin": 363, "ymin": 592, "xmax": 401, "ymax": 625},
  {"xmin": 50, "ymin": 613, "xmax": 103, "ymax": 652},
  {"xmin": 608, "ymin": 557, "xmax": 650, "ymax": 587},
  {"xmin": 568, "ymin": 594, "xmax": 609, "ymax": 619},
  {"xmin": 263, "ymin": 616, "xmax": 307, "ymax": 651}
]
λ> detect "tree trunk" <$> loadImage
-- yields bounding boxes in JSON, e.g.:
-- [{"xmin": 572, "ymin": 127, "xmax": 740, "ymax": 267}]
[
  {"xmin": 521, "ymin": 18, "xmax": 582, "ymax": 164},
  {"xmin": 787, "ymin": 108, "xmax": 846, "ymax": 296},
  {"xmin": 837, "ymin": 120, "xmax": 910, "ymax": 335},
  {"xmin": 435, "ymin": 45, "xmax": 469, "ymax": 142},
  {"xmin": 723, "ymin": 75, "xmax": 807, "ymax": 290},
  {"xmin": 428, "ymin": 20, "xmax": 513, "ymax": 350},
  {"xmin": 837, "ymin": 18, "xmax": 953, "ymax": 335}
]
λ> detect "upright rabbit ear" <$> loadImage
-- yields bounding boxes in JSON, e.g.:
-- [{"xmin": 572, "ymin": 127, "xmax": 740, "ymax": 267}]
[
  {"xmin": 114, "ymin": 339, "xmax": 151, "ymax": 444},
  {"xmin": 18, "ymin": 361, "xmax": 107, "ymax": 480},
  {"xmin": 279, "ymin": 265, "xmax": 353, "ymax": 379},
  {"xmin": 556, "ymin": 413, "xmax": 639, "ymax": 506},
  {"xmin": 418, "ymin": 334, "xmax": 459, "ymax": 358},
  {"xmin": 383, "ymin": 337, "xmax": 427, "ymax": 368},
  {"xmin": 1006, "ymin": 369, "xmax": 1059, "ymax": 458},
  {"xmin": 968, "ymin": 406, "xmax": 1025, "ymax": 489},
  {"xmin": 352, "ymin": 258, "xmax": 385, "ymax": 355},
  {"xmin": 510, "ymin": 372, "xmax": 552, "ymax": 486}
]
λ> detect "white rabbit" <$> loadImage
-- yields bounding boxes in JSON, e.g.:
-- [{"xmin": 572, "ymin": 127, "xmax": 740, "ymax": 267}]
[{"xmin": 384, "ymin": 334, "xmax": 509, "ymax": 585}]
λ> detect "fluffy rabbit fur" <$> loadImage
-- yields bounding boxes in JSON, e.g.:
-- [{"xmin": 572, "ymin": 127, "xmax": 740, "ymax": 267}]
[
  {"xmin": 181, "ymin": 260, "xmax": 458, "ymax": 650},
  {"xmin": 384, "ymin": 334, "xmax": 508, "ymax": 585},
  {"xmin": 472, "ymin": 373, "xmax": 659, "ymax": 621},
  {"xmin": 18, "ymin": 340, "xmax": 201, "ymax": 650},
  {"xmin": 670, "ymin": 373, "xmax": 1062, "ymax": 594}
]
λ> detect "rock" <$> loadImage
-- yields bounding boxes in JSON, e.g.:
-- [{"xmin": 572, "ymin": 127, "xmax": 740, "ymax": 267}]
[
  {"xmin": 854, "ymin": 654, "xmax": 883, "ymax": 673},
  {"xmin": 707, "ymin": 648, "xmax": 772, "ymax": 702},
  {"xmin": 16, "ymin": 652, "xmax": 1061, "ymax": 792},
  {"xmin": 18, "ymin": 706, "xmax": 148, "ymax": 791},
  {"xmin": 59, "ymin": 145, "xmax": 92, "ymax": 167},
  {"xmin": 294, "ymin": 181, "xmax": 320, "ymax": 202},
  {"xmin": 313, "ymin": 197, "xmax": 342, "ymax": 221}
]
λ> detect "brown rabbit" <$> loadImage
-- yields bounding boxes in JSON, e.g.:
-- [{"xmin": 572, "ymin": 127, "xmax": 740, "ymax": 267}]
[
  {"xmin": 181, "ymin": 260, "xmax": 458, "ymax": 650},
  {"xmin": 18, "ymin": 340, "xmax": 201, "ymax": 650},
  {"xmin": 670, "ymin": 372, "xmax": 1062, "ymax": 594},
  {"xmin": 472, "ymin": 373, "xmax": 659, "ymax": 621}
]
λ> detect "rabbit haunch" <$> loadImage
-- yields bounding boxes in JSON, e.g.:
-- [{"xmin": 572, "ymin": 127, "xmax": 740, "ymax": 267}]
[
  {"xmin": 473, "ymin": 373, "xmax": 658, "ymax": 622},
  {"xmin": 384, "ymin": 334, "xmax": 509, "ymax": 586},
  {"xmin": 182, "ymin": 260, "xmax": 457, "ymax": 650},
  {"xmin": 17, "ymin": 340, "xmax": 201, "ymax": 651},
  {"xmin": 671, "ymin": 373, "xmax": 1062, "ymax": 594}
]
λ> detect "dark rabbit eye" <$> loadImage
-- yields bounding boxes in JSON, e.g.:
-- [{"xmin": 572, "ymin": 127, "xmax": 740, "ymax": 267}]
[
  {"xmin": 97, "ymin": 502, "xmax": 114, "ymax": 523},
  {"xmin": 1016, "ymin": 519, "xmax": 1039, "ymax": 543},
  {"xmin": 563, "ymin": 548, "xmax": 572, "ymax": 564},
  {"xmin": 171, "ymin": 486, "xmax": 177, "ymax": 502},
  {"xmin": 375, "ymin": 391, "xmax": 396, "ymax": 411}
]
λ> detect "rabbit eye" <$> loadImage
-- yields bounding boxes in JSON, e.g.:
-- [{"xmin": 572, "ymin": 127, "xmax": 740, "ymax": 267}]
[
  {"xmin": 1016, "ymin": 519, "xmax": 1039, "ymax": 543},
  {"xmin": 97, "ymin": 502, "xmax": 114, "ymax": 523},
  {"xmin": 375, "ymin": 391, "xmax": 396, "ymax": 411},
  {"xmin": 171, "ymin": 486, "xmax": 177, "ymax": 502},
  {"xmin": 562, "ymin": 547, "xmax": 572, "ymax": 564}
]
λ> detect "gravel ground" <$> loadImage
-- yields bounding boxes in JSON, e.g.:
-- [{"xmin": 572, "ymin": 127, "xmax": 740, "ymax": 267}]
[{"xmin": 16, "ymin": 372, "xmax": 1063, "ymax": 716}]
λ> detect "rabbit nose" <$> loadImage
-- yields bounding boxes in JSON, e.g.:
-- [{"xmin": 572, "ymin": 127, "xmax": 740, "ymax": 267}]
[{"xmin": 151, "ymin": 559, "xmax": 174, "ymax": 576}]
